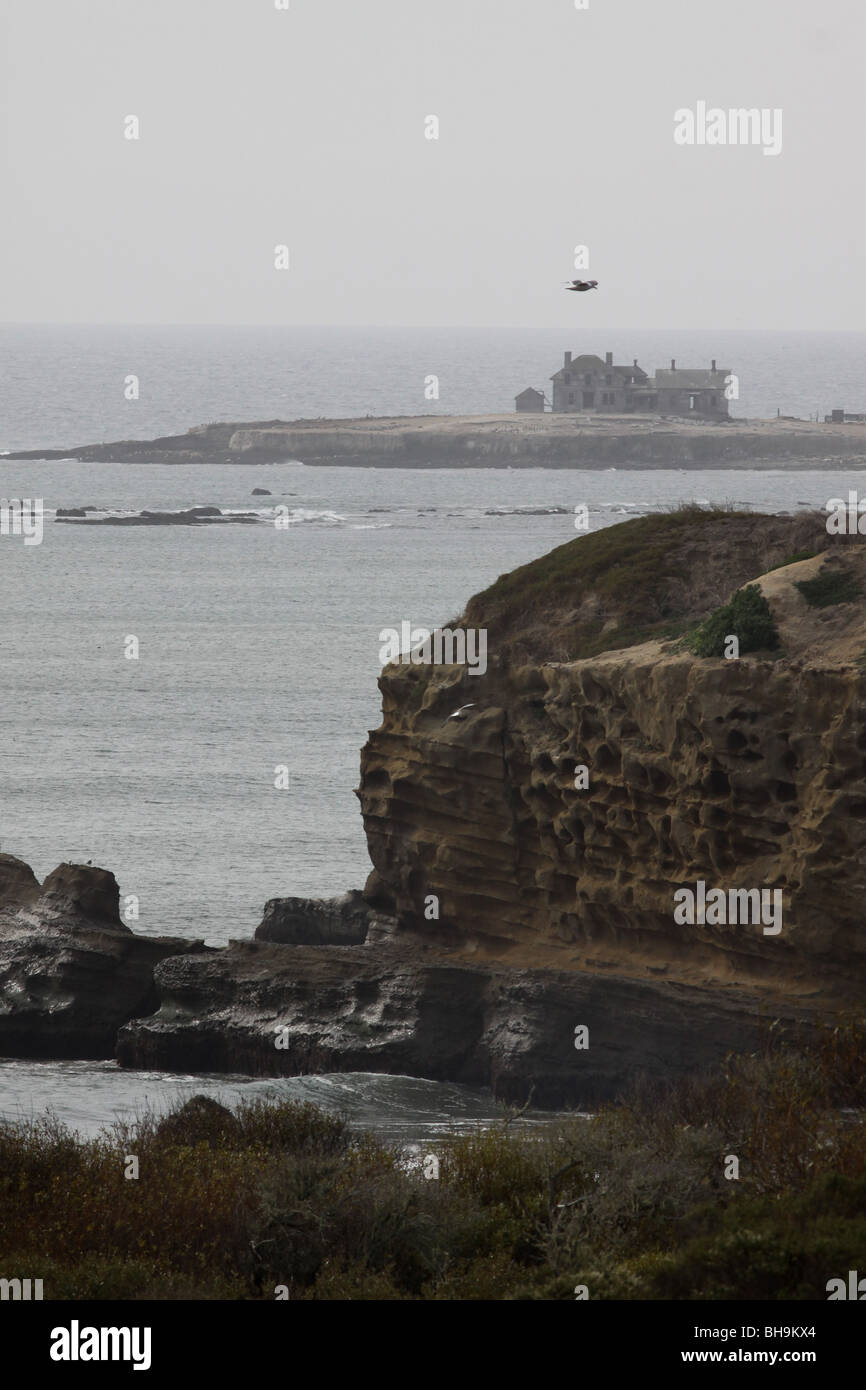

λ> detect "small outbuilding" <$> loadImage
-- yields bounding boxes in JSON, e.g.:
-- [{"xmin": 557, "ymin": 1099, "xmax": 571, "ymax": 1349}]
[{"xmin": 515, "ymin": 387, "xmax": 546, "ymax": 413}]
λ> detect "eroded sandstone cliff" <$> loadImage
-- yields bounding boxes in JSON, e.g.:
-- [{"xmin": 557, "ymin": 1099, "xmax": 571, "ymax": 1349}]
[
  {"xmin": 113, "ymin": 510, "xmax": 866, "ymax": 1100},
  {"xmin": 358, "ymin": 512, "xmax": 866, "ymax": 1002}
]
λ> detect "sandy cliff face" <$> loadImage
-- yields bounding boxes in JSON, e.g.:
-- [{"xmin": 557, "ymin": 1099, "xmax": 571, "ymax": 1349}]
[
  {"xmin": 115, "ymin": 510, "xmax": 865, "ymax": 1101},
  {"xmin": 359, "ymin": 512, "xmax": 866, "ymax": 1008}
]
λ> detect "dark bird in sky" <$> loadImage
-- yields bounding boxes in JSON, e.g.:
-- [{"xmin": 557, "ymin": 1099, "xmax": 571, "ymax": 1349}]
[{"xmin": 565, "ymin": 279, "xmax": 598, "ymax": 292}]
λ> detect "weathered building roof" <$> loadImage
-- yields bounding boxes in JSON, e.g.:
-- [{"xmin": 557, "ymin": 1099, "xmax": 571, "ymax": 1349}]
[
  {"xmin": 654, "ymin": 369, "xmax": 730, "ymax": 391},
  {"xmin": 552, "ymin": 355, "xmax": 648, "ymax": 381},
  {"xmin": 551, "ymin": 354, "xmax": 605, "ymax": 379}
]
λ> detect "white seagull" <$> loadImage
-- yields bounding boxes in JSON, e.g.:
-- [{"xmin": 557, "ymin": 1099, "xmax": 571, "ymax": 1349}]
[{"xmin": 447, "ymin": 704, "xmax": 476, "ymax": 721}]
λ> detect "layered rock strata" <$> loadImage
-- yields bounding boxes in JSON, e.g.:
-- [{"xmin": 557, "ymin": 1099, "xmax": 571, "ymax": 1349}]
[
  {"xmin": 357, "ymin": 514, "xmax": 866, "ymax": 1004},
  {"xmin": 115, "ymin": 941, "xmax": 791, "ymax": 1106}
]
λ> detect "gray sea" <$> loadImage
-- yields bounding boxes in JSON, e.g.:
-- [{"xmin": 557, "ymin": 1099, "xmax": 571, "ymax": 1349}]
[{"xmin": 1, "ymin": 324, "xmax": 864, "ymax": 1139}]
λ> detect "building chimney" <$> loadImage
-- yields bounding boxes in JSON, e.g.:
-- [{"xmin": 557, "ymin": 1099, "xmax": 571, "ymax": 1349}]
[
  {"xmin": 633, "ymin": 359, "xmax": 639, "ymax": 368},
  {"xmin": 711, "ymin": 359, "xmax": 717, "ymax": 372},
  {"xmin": 564, "ymin": 351, "xmax": 572, "ymax": 367},
  {"xmin": 605, "ymin": 351, "xmax": 613, "ymax": 367}
]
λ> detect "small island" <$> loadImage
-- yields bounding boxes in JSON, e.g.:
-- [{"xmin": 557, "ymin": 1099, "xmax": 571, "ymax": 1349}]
[{"xmin": 7, "ymin": 411, "xmax": 866, "ymax": 469}]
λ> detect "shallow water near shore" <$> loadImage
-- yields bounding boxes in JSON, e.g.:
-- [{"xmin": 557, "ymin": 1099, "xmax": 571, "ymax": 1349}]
[{"xmin": 0, "ymin": 1059, "xmax": 569, "ymax": 1144}]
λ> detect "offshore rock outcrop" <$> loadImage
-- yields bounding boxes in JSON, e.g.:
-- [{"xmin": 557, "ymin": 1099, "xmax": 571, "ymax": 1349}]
[
  {"xmin": 116, "ymin": 511, "xmax": 865, "ymax": 1100},
  {"xmin": 0, "ymin": 856, "xmax": 202, "ymax": 1058},
  {"xmin": 55, "ymin": 505, "xmax": 260, "ymax": 526}
]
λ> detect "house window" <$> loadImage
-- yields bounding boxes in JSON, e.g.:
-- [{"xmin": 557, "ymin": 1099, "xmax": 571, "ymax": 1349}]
[
  {"xmin": 583, "ymin": 391, "xmax": 594, "ymax": 407},
  {"xmin": 584, "ymin": 374, "xmax": 592, "ymax": 385},
  {"xmin": 689, "ymin": 395, "xmax": 698, "ymax": 410},
  {"xmin": 564, "ymin": 373, "xmax": 571, "ymax": 383}
]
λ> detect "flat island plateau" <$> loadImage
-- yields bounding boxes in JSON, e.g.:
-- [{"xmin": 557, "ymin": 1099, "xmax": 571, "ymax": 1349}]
[{"xmin": 7, "ymin": 412, "xmax": 866, "ymax": 469}]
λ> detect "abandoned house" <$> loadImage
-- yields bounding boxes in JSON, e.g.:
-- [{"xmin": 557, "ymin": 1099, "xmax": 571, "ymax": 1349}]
[
  {"xmin": 551, "ymin": 351, "xmax": 650, "ymax": 413},
  {"xmin": 515, "ymin": 351, "xmax": 732, "ymax": 419}
]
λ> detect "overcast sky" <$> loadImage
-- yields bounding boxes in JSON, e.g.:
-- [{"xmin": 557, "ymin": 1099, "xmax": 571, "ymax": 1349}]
[{"xmin": 1, "ymin": 0, "xmax": 863, "ymax": 329}]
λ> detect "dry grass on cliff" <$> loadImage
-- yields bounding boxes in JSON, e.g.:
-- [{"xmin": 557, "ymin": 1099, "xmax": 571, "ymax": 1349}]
[
  {"xmin": 459, "ymin": 508, "xmax": 836, "ymax": 666},
  {"xmin": 0, "ymin": 1020, "xmax": 864, "ymax": 1300}
]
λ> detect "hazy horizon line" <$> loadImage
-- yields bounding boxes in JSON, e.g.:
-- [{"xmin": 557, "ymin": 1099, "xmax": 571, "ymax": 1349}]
[{"xmin": 2, "ymin": 322, "xmax": 864, "ymax": 335}]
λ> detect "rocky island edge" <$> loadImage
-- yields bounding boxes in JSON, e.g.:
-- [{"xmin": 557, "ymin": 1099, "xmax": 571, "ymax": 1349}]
[{"xmin": 7, "ymin": 412, "xmax": 866, "ymax": 469}]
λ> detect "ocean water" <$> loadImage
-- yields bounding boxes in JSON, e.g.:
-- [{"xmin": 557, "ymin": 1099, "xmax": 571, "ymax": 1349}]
[
  {"xmin": 2, "ymin": 325, "xmax": 866, "ymax": 450},
  {"xmin": 1, "ymin": 324, "xmax": 864, "ymax": 1134},
  {"xmin": 0, "ymin": 1061, "xmax": 564, "ymax": 1145}
]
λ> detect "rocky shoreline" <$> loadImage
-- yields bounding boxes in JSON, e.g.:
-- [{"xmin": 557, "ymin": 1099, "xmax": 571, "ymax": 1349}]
[
  {"xmin": 7, "ymin": 412, "xmax": 866, "ymax": 469},
  {"xmin": 0, "ymin": 854, "xmax": 816, "ymax": 1106},
  {"xmin": 3, "ymin": 509, "xmax": 864, "ymax": 1105}
]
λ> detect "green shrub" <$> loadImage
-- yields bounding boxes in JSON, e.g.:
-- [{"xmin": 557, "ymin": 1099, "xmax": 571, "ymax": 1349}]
[
  {"xmin": 795, "ymin": 570, "xmax": 862, "ymax": 608},
  {"xmin": 688, "ymin": 584, "xmax": 780, "ymax": 657}
]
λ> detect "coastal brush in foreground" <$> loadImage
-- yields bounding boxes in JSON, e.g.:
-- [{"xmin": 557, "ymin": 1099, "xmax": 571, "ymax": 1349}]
[{"xmin": 1, "ymin": 1028, "xmax": 864, "ymax": 1300}]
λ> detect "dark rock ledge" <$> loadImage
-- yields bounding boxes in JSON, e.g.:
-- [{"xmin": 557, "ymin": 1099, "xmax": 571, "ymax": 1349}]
[
  {"xmin": 115, "ymin": 939, "xmax": 808, "ymax": 1107},
  {"xmin": 0, "ymin": 852, "xmax": 837, "ymax": 1104},
  {"xmin": 0, "ymin": 855, "xmax": 203, "ymax": 1059}
]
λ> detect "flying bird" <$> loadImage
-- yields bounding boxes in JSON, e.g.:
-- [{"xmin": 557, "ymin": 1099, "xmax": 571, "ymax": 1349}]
[
  {"xmin": 447, "ymin": 704, "xmax": 476, "ymax": 721},
  {"xmin": 564, "ymin": 279, "xmax": 598, "ymax": 293}
]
